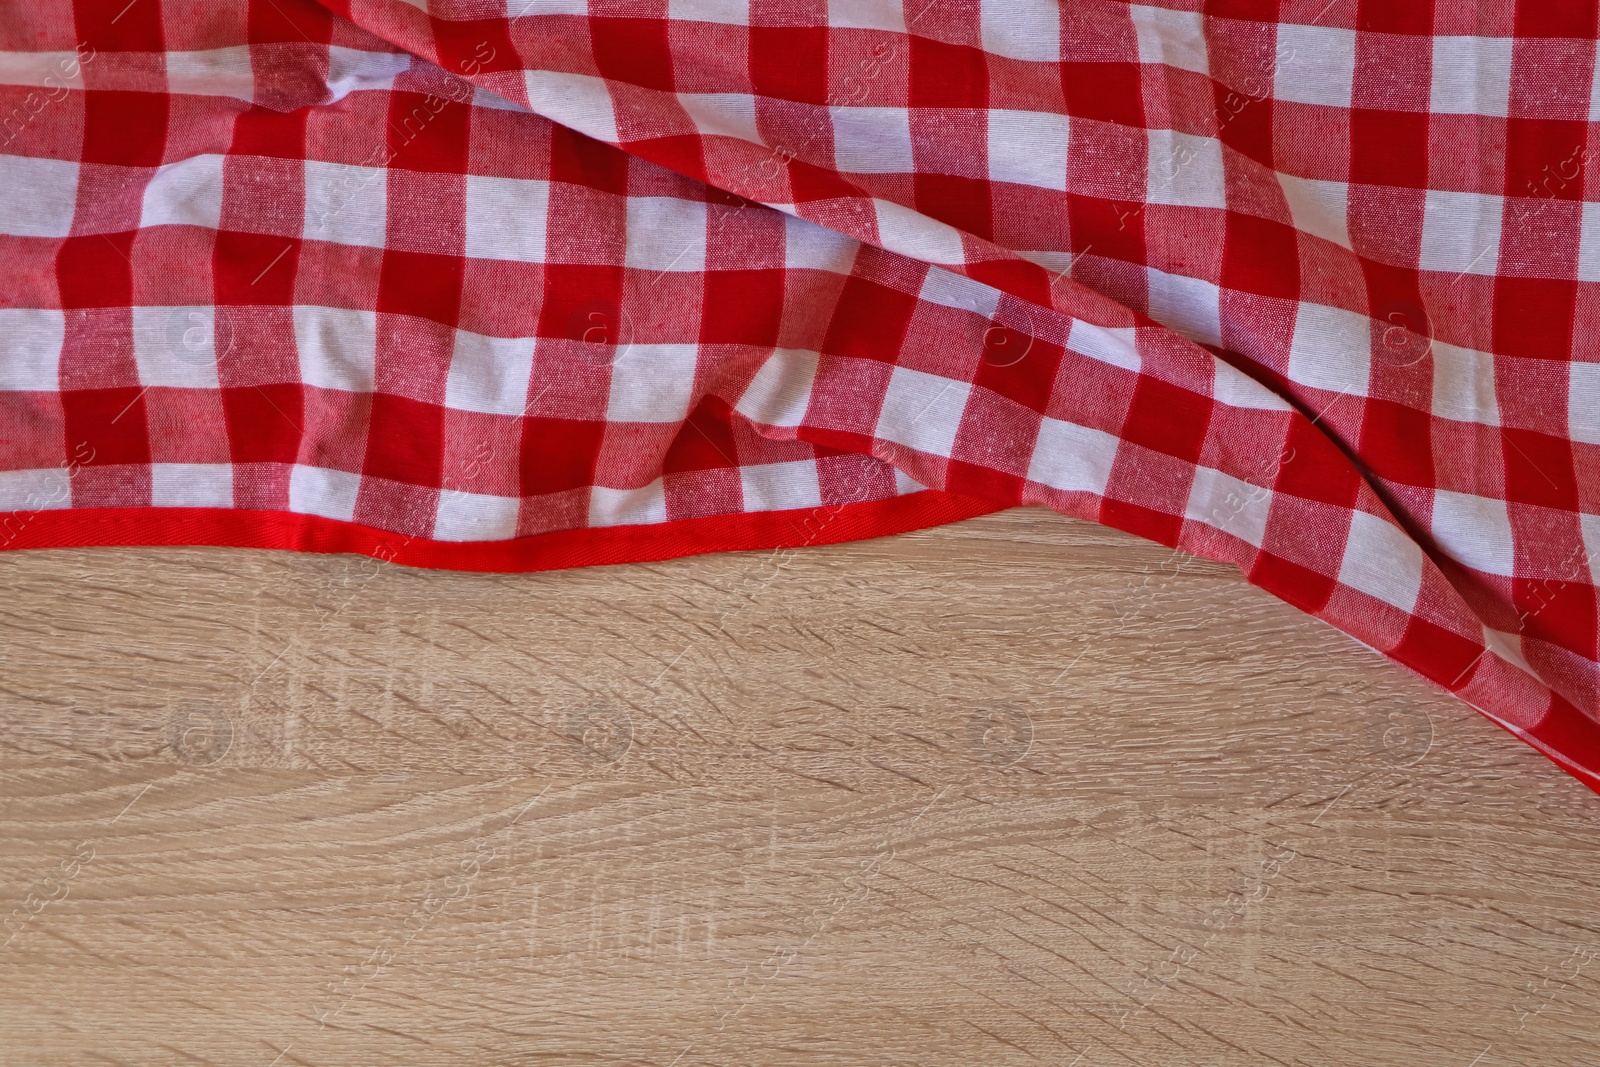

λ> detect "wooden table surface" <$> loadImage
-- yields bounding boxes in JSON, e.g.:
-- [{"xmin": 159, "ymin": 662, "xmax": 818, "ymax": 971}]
[{"xmin": 1, "ymin": 508, "xmax": 1596, "ymax": 1066}]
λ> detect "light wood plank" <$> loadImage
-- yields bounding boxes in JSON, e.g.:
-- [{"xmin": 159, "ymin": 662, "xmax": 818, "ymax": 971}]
[{"xmin": 1, "ymin": 509, "xmax": 1596, "ymax": 1066}]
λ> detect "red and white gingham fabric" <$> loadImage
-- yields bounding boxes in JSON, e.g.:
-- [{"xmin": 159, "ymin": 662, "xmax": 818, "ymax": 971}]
[{"xmin": 3, "ymin": 0, "xmax": 1600, "ymax": 790}]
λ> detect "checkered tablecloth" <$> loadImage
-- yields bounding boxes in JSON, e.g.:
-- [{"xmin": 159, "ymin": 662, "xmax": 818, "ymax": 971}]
[{"xmin": 4, "ymin": 0, "xmax": 1599, "ymax": 791}]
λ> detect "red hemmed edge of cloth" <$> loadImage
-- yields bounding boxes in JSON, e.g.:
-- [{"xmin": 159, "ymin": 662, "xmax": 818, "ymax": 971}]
[
  {"xmin": 1501, "ymin": 704, "xmax": 1600, "ymax": 800},
  {"xmin": 0, "ymin": 490, "xmax": 1002, "ymax": 572}
]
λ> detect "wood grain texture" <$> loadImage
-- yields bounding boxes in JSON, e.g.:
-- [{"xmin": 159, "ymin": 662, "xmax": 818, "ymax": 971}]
[{"xmin": 0, "ymin": 507, "xmax": 1596, "ymax": 1066}]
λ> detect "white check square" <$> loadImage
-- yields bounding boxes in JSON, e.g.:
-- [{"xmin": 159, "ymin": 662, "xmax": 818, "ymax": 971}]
[
  {"xmin": 140, "ymin": 154, "xmax": 225, "ymax": 231},
  {"xmin": 1027, "ymin": 416, "xmax": 1120, "ymax": 496},
  {"xmin": 524, "ymin": 71, "xmax": 618, "ymax": 142},
  {"xmin": 666, "ymin": 0, "xmax": 749, "ymax": 24},
  {"xmin": 590, "ymin": 480, "xmax": 669, "ymax": 527},
  {"xmin": 876, "ymin": 366, "xmax": 971, "ymax": 458},
  {"xmin": 1287, "ymin": 301, "xmax": 1372, "ymax": 397},
  {"xmin": 783, "ymin": 213, "xmax": 857, "ymax": 272},
  {"xmin": 735, "ymin": 348, "xmax": 819, "ymax": 429},
  {"xmin": 1432, "ymin": 490, "xmax": 1516, "ymax": 576},
  {"xmin": 433, "ymin": 490, "xmax": 520, "ymax": 541},
  {"xmin": 0, "ymin": 308, "xmax": 64, "ymax": 391},
  {"xmin": 1147, "ymin": 129, "xmax": 1226, "ymax": 210},
  {"xmin": 1067, "ymin": 321, "xmax": 1140, "ymax": 373},
  {"xmin": 465, "ymin": 174, "xmax": 550, "ymax": 263},
  {"xmin": 1570, "ymin": 361, "xmax": 1600, "ymax": 445},
  {"xmin": 304, "ymin": 160, "xmax": 388, "ymax": 249},
  {"xmin": 606, "ymin": 344, "xmax": 700, "ymax": 423},
  {"xmin": 625, "ymin": 197, "xmax": 708, "ymax": 273},
  {"xmin": 988, "ymin": 110, "xmax": 1069, "ymax": 191},
  {"xmin": 873, "ymin": 199, "xmax": 966, "ymax": 265},
  {"xmin": 1419, "ymin": 189, "xmax": 1502, "ymax": 277},
  {"xmin": 1131, "ymin": 5, "xmax": 1208, "ymax": 75},
  {"xmin": 677, "ymin": 92, "xmax": 760, "ymax": 143},
  {"xmin": 1277, "ymin": 173, "xmax": 1352, "ymax": 250},
  {"xmin": 827, "ymin": 0, "xmax": 903, "ymax": 33},
  {"xmin": 293, "ymin": 306, "xmax": 378, "ymax": 393},
  {"xmin": 132, "ymin": 306, "xmax": 225, "ymax": 389},
  {"xmin": 0, "ymin": 155, "xmax": 78, "ymax": 238},
  {"xmin": 1339, "ymin": 510, "xmax": 1425, "ymax": 612},
  {"xmin": 740, "ymin": 460, "xmax": 823, "ymax": 512},
  {"xmin": 1274, "ymin": 25, "xmax": 1356, "ymax": 108},
  {"xmin": 1146, "ymin": 268, "xmax": 1222, "ymax": 348},
  {"xmin": 288, "ymin": 464, "xmax": 363, "ymax": 522},
  {"xmin": 151, "ymin": 463, "xmax": 234, "ymax": 507},
  {"xmin": 1576, "ymin": 201, "xmax": 1600, "ymax": 282},
  {"xmin": 0, "ymin": 468, "xmax": 71, "ymax": 511},
  {"xmin": 831, "ymin": 107, "xmax": 914, "ymax": 174},
  {"xmin": 1431, "ymin": 341, "xmax": 1500, "ymax": 426},
  {"xmin": 165, "ymin": 47, "xmax": 255, "ymax": 102},
  {"xmin": 444, "ymin": 330, "xmax": 537, "ymax": 416},
  {"xmin": 980, "ymin": 0, "xmax": 1059, "ymax": 61},
  {"xmin": 1430, "ymin": 36, "xmax": 1512, "ymax": 118},
  {"xmin": 1186, "ymin": 466, "xmax": 1272, "ymax": 548}
]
